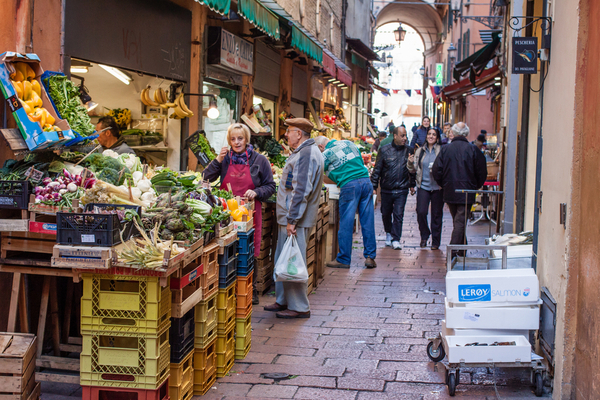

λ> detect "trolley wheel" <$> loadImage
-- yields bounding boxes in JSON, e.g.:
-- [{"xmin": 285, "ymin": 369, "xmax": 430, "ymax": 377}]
[
  {"xmin": 534, "ymin": 372, "xmax": 543, "ymax": 397},
  {"xmin": 447, "ymin": 373, "xmax": 456, "ymax": 396},
  {"xmin": 427, "ymin": 341, "xmax": 445, "ymax": 362}
]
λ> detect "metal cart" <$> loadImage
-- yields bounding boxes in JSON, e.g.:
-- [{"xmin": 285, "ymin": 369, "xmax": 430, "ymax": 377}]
[{"xmin": 426, "ymin": 244, "xmax": 548, "ymax": 397}]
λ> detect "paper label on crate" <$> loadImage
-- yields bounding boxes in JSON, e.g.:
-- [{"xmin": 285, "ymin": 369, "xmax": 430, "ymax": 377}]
[
  {"xmin": 189, "ymin": 270, "xmax": 198, "ymax": 281},
  {"xmin": 25, "ymin": 167, "xmax": 44, "ymax": 185},
  {"xmin": 458, "ymin": 284, "xmax": 492, "ymax": 302},
  {"xmin": 0, "ymin": 197, "xmax": 14, "ymax": 206},
  {"xmin": 81, "ymin": 234, "xmax": 96, "ymax": 243},
  {"xmin": 463, "ymin": 312, "xmax": 480, "ymax": 322}
]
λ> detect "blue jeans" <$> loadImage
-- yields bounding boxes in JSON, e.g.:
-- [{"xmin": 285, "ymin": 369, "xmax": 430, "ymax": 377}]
[{"xmin": 337, "ymin": 177, "xmax": 377, "ymax": 265}]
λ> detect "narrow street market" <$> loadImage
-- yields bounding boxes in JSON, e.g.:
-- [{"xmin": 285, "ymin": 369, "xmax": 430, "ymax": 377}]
[{"xmin": 0, "ymin": 0, "xmax": 599, "ymax": 399}]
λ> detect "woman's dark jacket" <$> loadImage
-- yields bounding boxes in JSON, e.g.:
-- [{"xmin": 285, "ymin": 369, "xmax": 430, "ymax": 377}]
[
  {"xmin": 410, "ymin": 126, "xmax": 428, "ymax": 148},
  {"xmin": 203, "ymin": 150, "xmax": 276, "ymax": 202},
  {"xmin": 370, "ymin": 142, "xmax": 416, "ymax": 194}
]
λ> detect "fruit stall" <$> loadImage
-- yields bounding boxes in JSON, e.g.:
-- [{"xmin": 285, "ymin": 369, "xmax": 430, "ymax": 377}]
[{"xmin": 0, "ymin": 52, "xmax": 333, "ymax": 400}]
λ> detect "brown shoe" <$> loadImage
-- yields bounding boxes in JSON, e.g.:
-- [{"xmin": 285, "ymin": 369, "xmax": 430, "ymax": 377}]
[
  {"xmin": 365, "ymin": 258, "xmax": 377, "ymax": 269},
  {"xmin": 264, "ymin": 303, "xmax": 287, "ymax": 312},
  {"xmin": 326, "ymin": 260, "xmax": 350, "ymax": 269},
  {"xmin": 431, "ymin": 245, "xmax": 440, "ymax": 250},
  {"xmin": 276, "ymin": 309, "xmax": 311, "ymax": 319}
]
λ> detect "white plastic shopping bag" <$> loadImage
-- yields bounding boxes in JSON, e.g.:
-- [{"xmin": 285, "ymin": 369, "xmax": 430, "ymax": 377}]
[{"xmin": 274, "ymin": 235, "xmax": 309, "ymax": 283}]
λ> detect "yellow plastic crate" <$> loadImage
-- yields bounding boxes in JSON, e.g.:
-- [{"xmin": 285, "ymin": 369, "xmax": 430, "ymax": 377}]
[
  {"xmin": 80, "ymin": 327, "xmax": 170, "ymax": 389},
  {"xmin": 216, "ymin": 283, "xmax": 236, "ymax": 322},
  {"xmin": 216, "ymin": 324, "xmax": 234, "ymax": 372},
  {"xmin": 81, "ymin": 274, "xmax": 171, "ymax": 334},
  {"xmin": 195, "ymin": 292, "xmax": 217, "ymax": 326},
  {"xmin": 235, "ymin": 314, "xmax": 251, "ymax": 338},
  {"xmin": 169, "ymin": 350, "xmax": 194, "ymax": 400},
  {"xmin": 217, "ymin": 312, "xmax": 235, "ymax": 334},
  {"xmin": 235, "ymin": 339, "xmax": 251, "ymax": 360},
  {"xmin": 194, "ymin": 323, "xmax": 217, "ymax": 349},
  {"xmin": 193, "ymin": 338, "xmax": 216, "ymax": 396}
]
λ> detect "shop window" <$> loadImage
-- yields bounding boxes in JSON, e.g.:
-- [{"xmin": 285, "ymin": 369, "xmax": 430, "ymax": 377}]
[
  {"xmin": 252, "ymin": 95, "xmax": 276, "ymax": 133},
  {"xmin": 203, "ymin": 81, "xmax": 237, "ymax": 152}
]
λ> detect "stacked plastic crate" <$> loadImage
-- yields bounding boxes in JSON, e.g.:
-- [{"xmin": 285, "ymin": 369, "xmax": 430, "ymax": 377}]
[
  {"xmin": 256, "ymin": 204, "xmax": 276, "ymax": 294},
  {"xmin": 169, "ymin": 308, "xmax": 194, "ymax": 400},
  {"xmin": 235, "ymin": 227, "xmax": 254, "ymax": 360},
  {"xmin": 215, "ymin": 280, "xmax": 236, "ymax": 377},
  {"xmin": 80, "ymin": 273, "xmax": 171, "ymax": 399},
  {"xmin": 192, "ymin": 241, "xmax": 220, "ymax": 395}
]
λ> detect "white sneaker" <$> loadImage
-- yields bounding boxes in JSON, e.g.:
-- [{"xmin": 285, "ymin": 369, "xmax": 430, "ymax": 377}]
[
  {"xmin": 385, "ymin": 233, "xmax": 392, "ymax": 247},
  {"xmin": 392, "ymin": 241, "xmax": 402, "ymax": 250}
]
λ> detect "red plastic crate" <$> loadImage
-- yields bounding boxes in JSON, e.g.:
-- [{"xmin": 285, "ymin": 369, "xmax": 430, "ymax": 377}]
[{"xmin": 82, "ymin": 377, "xmax": 169, "ymax": 400}]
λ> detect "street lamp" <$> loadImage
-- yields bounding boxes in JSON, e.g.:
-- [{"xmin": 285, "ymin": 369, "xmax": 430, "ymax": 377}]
[
  {"xmin": 386, "ymin": 54, "xmax": 393, "ymax": 67},
  {"xmin": 394, "ymin": 23, "xmax": 407, "ymax": 43},
  {"xmin": 447, "ymin": 43, "xmax": 457, "ymax": 62}
]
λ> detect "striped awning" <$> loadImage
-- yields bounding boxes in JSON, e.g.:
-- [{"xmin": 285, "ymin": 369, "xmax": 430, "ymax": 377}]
[
  {"xmin": 238, "ymin": 0, "xmax": 280, "ymax": 40},
  {"xmin": 196, "ymin": 0, "xmax": 230, "ymax": 16},
  {"xmin": 291, "ymin": 26, "xmax": 323, "ymax": 63}
]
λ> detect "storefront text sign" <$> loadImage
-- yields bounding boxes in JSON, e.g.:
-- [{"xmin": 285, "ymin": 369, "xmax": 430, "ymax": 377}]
[
  {"xmin": 512, "ymin": 37, "xmax": 538, "ymax": 74},
  {"xmin": 207, "ymin": 27, "xmax": 254, "ymax": 75}
]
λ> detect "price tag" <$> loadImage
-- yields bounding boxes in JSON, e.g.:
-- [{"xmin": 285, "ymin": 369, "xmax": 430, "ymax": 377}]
[{"xmin": 25, "ymin": 167, "xmax": 44, "ymax": 185}]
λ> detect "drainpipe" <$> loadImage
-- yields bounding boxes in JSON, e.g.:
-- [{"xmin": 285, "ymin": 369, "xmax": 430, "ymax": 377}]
[
  {"xmin": 316, "ymin": 0, "xmax": 321, "ymax": 37},
  {"xmin": 299, "ymin": 0, "xmax": 305, "ymax": 21},
  {"xmin": 531, "ymin": 0, "xmax": 549, "ymax": 270},
  {"xmin": 342, "ymin": 0, "xmax": 347, "ymax": 62}
]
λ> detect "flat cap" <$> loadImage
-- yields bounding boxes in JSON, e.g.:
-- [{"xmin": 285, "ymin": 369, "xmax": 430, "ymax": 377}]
[{"xmin": 285, "ymin": 118, "xmax": 314, "ymax": 134}]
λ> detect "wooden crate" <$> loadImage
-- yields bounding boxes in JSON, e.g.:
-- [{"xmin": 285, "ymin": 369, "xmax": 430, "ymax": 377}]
[
  {"xmin": 0, "ymin": 209, "xmax": 29, "ymax": 232},
  {"xmin": 0, "ymin": 333, "xmax": 40, "ymax": 400},
  {"xmin": 216, "ymin": 230, "xmax": 237, "ymax": 254},
  {"xmin": 52, "ymin": 245, "xmax": 115, "ymax": 270},
  {"xmin": 0, "ymin": 232, "xmax": 56, "ymax": 267}
]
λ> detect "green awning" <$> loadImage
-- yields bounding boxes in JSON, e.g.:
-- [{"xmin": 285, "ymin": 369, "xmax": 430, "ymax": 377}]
[
  {"xmin": 238, "ymin": 0, "xmax": 280, "ymax": 40},
  {"xmin": 351, "ymin": 53, "xmax": 367, "ymax": 69},
  {"xmin": 291, "ymin": 25, "xmax": 323, "ymax": 63},
  {"xmin": 197, "ymin": 0, "xmax": 230, "ymax": 16}
]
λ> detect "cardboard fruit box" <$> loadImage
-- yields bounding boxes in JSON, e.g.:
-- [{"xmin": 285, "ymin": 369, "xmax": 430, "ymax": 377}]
[{"xmin": 0, "ymin": 52, "xmax": 75, "ymax": 150}]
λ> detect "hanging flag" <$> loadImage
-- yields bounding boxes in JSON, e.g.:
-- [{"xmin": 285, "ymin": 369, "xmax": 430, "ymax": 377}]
[
  {"xmin": 415, "ymin": 89, "xmax": 422, "ymax": 95},
  {"xmin": 393, "ymin": 89, "xmax": 400, "ymax": 94},
  {"xmin": 433, "ymin": 86, "xmax": 442, "ymax": 95},
  {"xmin": 405, "ymin": 90, "xmax": 411, "ymax": 97},
  {"xmin": 430, "ymin": 86, "xmax": 437, "ymax": 97}
]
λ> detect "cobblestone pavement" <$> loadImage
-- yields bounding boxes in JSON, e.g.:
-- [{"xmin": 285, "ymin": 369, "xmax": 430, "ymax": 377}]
[
  {"xmin": 198, "ymin": 197, "xmax": 547, "ymax": 400},
  {"xmin": 41, "ymin": 197, "xmax": 547, "ymax": 399}
]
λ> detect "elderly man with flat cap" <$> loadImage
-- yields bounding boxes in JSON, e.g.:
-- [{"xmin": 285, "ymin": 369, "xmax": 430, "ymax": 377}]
[{"xmin": 264, "ymin": 118, "xmax": 324, "ymax": 319}]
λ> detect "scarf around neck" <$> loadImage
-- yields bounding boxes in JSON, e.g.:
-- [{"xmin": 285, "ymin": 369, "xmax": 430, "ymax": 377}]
[{"xmin": 230, "ymin": 144, "xmax": 254, "ymax": 165}]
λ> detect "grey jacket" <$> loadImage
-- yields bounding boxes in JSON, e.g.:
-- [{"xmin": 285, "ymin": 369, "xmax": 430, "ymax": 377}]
[
  {"xmin": 276, "ymin": 138, "xmax": 324, "ymax": 228},
  {"xmin": 407, "ymin": 144, "xmax": 441, "ymax": 188}
]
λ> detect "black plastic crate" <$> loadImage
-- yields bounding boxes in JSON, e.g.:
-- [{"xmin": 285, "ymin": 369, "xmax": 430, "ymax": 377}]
[
  {"xmin": 170, "ymin": 308, "xmax": 195, "ymax": 363},
  {"xmin": 203, "ymin": 224, "xmax": 216, "ymax": 244},
  {"xmin": 0, "ymin": 180, "xmax": 30, "ymax": 210},
  {"xmin": 218, "ymin": 257, "xmax": 237, "ymax": 288},
  {"xmin": 185, "ymin": 130, "xmax": 214, "ymax": 167},
  {"xmin": 219, "ymin": 268, "xmax": 237, "ymax": 289},
  {"xmin": 56, "ymin": 203, "xmax": 141, "ymax": 246},
  {"xmin": 237, "ymin": 228, "xmax": 255, "ymax": 255},
  {"xmin": 237, "ymin": 253, "xmax": 255, "ymax": 277},
  {"xmin": 218, "ymin": 240, "xmax": 238, "ymax": 265}
]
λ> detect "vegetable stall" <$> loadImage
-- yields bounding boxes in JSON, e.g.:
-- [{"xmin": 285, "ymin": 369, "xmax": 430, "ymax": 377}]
[{"xmin": 0, "ymin": 51, "xmax": 333, "ymax": 399}]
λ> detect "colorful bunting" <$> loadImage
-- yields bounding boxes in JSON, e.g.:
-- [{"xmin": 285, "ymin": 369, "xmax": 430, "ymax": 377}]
[{"xmin": 405, "ymin": 90, "xmax": 411, "ymax": 97}]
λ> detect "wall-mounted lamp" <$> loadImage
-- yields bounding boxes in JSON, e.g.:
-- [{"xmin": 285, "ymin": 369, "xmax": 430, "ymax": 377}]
[
  {"xmin": 394, "ymin": 23, "xmax": 407, "ymax": 43},
  {"xmin": 184, "ymin": 93, "xmax": 220, "ymax": 119}
]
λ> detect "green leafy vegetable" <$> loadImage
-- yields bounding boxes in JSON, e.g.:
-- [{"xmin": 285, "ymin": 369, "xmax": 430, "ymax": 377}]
[{"xmin": 44, "ymin": 75, "xmax": 95, "ymax": 136}]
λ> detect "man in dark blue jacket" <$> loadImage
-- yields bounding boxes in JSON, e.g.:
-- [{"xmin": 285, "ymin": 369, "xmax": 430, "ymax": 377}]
[{"xmin": 432, "ymin": 122, "xmax": 487, "ymax": 256}]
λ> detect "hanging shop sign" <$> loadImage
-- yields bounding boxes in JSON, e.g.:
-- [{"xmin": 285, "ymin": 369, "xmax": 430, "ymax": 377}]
[
  {"xmin": 512, "ymin": 37, "xmax": 538, "ymax": 74},
  {"xmin": 207, "ymin": 27, "xmax": 254, "ymax": 76},
  {"xmin": 65, "ymin": 0, "xmax": 191, "ymax": 81},
  {"xmin": 436, "ymin": 63, "xmax": 444, "ymax": 86}
]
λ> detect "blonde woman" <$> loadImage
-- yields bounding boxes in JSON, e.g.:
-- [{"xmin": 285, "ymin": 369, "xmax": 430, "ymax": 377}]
[{"xmin": 204, "ymin": 123, "xmax": 276, "ymax": 303}]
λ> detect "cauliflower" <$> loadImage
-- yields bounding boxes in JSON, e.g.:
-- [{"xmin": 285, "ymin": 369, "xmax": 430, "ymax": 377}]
[{"xmin": 102, "ymin": 149, "xmax": 119, "ymax": 159}]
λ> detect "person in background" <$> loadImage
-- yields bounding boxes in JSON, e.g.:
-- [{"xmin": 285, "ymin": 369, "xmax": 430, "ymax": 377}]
[
  {"xmin": 371, "ymin": 126, "xmax": 416, "ymax": 250},
  {"xmin": 408, "ymin": 128, "xmax": 444, "ymax": 250},
  {"xmin": 409, "ymin": 116, "xmax": 431, "ymax": 149},
  {"xmin": 372, "ymin": 130, "xmax": 388, "ymax": 153},
  {"xmin": 432, "ymin": 122, "xmax": 487, "ymax": 257},
  {"xmin": 472, "ymin": 132, "xmax": 487, "ymax": 150},
  {"xmin": 315, "ymin": 136, "xmax": 377, "ymax": 269},
  {"xmin": 203, "ymin": 123, "xmax": 276, "ymax": 304},
  {"xmin": 96, "ymin": 116, "xmax": 135, "ymax": 155},
  {"xmin": 264, "ymin": 118, "xmax": 324, "ymax": 319},
  {"xmin": 442, "ymin": 122, "xmax": 452, "ymax": 144},
  {"xmin": 411, "ymin": 122, "xmax": 418, "ymax": 135}
]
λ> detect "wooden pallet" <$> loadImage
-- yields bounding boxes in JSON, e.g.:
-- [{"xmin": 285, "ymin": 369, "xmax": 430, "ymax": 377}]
[
  {"xmin": 0, "ymin": 232, "xmax": 56, "ymax": 265},
  {"xmin": 0, "ymin": 209, "xmax": 29, "ymax": 232}
]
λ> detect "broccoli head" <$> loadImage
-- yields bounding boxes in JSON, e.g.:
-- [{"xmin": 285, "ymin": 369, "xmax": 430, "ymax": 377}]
[{"xmin": 97, "ymin": 168, "xmax": 120, "ymax": 185}]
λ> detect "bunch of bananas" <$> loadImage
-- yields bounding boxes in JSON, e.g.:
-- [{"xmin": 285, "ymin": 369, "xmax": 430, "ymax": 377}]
[
  {"xmin": 139, "ymin": 86, "xmax": 193, "ymax": 119},
  {"xmin": 9, "ymin": 62, "xmax": 60, "ymax": 132},
  {"xmin": 107, "ymin": 108, "xmax": 131, "ymax": 129}
]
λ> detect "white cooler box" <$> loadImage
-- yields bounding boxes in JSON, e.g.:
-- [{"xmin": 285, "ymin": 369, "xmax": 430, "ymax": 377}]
[
  {"xmin": 446, "ymin": 268, "xmax": 539, "ymax": 304},
  {"xmin": 443, "ymin": 334, "xmax": 532, "ymax": 364},
  {"xmin": 445, "ymin": 298, "xmax": 541, "ymax": 330}
]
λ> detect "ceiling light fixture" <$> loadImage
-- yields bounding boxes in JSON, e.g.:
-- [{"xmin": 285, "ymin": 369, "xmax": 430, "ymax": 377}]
[
  {"xmin": 99, "ymin": 64, "xmax": 132, "ymax": 85},
  {"xmin": 207, "ymin": 96, "xmax": 220, "ymax": 119},
  {"xmin": 70, "ymin": 66, "xmax": 88, "ymax": 74}
]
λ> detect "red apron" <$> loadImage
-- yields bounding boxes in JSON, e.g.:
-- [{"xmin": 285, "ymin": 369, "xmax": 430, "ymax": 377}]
[{"xmin": 220, "ymin": 152, "xmax": 262, "ymax": 257}]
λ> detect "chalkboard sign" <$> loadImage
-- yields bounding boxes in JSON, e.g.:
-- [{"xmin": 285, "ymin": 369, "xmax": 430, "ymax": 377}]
[{"xmin": 65, "ymin": 0, "xmax": 191, "ymax": 81}]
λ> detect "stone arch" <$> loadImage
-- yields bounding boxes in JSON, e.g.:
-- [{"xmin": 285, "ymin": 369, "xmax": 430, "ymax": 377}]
[{"xmin": 375, "ymin": 0, "xmax": 444, "ymax": 56}]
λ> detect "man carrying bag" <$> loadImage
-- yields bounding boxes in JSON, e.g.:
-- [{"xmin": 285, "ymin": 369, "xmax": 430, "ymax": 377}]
[{"xmin": 264, "ymin": 118, "xmax": 324, "ymax": 319}]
